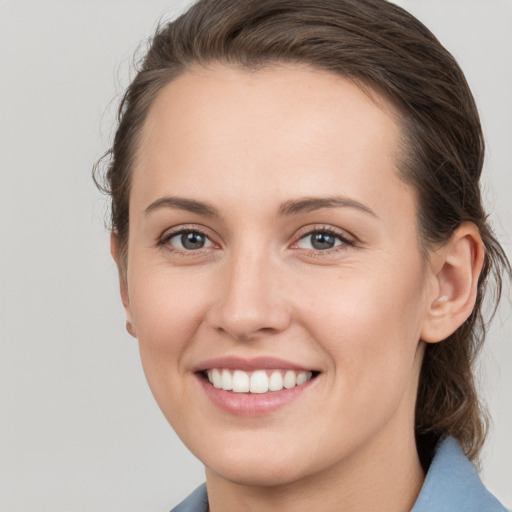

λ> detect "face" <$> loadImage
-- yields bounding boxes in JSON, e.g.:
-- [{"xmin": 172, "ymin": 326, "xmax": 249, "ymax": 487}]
[{"xmin": 120, "ymin": 64, "xmax": 435, "ymax": 487}]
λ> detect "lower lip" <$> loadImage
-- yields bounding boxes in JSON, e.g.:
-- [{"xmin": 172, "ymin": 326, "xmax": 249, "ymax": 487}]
[{"xmin": 197, "ymin": 374, "xmax": 316, "ymax": 416}]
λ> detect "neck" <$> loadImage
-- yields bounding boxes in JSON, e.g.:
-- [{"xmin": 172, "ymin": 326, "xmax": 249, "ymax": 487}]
[{"xmin": 206, "ymin": 427, "xmax": 425, "ymax": 512}]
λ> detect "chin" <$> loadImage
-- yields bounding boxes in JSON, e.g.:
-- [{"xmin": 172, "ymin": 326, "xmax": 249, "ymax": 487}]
[
  {"xmin": 198, "ymin": 435, "xmax": 328, "ymax": 488},
  {"xmin": 208, "ymin": 458, "xmax": 309, "ymax": 488}
]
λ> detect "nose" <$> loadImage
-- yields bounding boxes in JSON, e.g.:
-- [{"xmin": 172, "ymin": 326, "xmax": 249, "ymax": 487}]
[{"xmin": 206, "ymin": 249, "xmax": 292, "ymax": 341}]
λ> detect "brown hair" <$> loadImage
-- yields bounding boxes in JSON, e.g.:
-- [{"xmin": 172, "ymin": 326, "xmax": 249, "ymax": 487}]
[{"xmin": 94, "ymin": 0, "xmax": 510, "ymax": 462}]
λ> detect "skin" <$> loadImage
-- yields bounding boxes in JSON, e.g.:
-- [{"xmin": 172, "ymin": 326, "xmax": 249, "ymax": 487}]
[{"xmin": 112, "ymin": 64, "xmax": 484, "ymax": 512}]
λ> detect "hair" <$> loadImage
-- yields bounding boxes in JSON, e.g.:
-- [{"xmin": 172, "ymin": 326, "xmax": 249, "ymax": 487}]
[{"xmin": 94, "ymin": 0, "xmax": 510, "ymax": 463}]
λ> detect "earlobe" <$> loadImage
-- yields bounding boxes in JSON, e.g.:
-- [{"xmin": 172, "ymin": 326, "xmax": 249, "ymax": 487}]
[
  {"xmin": 110, "ymin": 233, "xmax": 137, "ymax": 338},
  {"xmin": 421, "ymin": 222, "xmax": 485, "ymax": 343}
]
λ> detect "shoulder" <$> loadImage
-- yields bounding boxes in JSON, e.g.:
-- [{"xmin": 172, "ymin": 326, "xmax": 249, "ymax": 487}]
[
  {"xmin": 411, "ymin": 437, "xmax": 507, "ymax": 512},
  {"xmin": 170, "ymin": 484, "xmax": 208, "ymax": 512}
]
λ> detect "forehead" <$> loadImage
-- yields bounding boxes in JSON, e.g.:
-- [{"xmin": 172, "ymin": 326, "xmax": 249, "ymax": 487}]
[{"xmin": 132, "ymin": 64, "xmax": 412, "ymax": 223}]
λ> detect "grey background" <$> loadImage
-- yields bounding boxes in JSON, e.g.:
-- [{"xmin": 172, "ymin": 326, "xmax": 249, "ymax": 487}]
[{"xmin": 0, "ymin": 1, "xmax": 510, "ymax": 510}]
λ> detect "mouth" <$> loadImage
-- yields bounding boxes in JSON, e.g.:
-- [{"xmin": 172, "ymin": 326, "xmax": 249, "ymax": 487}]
[
  {"xmin": 201, "ymin": 368, "xmax": 318, "ymax": 394},
  {"xmin": 194, "ymin": 357, "xmax": 320, "ymax": 415}
]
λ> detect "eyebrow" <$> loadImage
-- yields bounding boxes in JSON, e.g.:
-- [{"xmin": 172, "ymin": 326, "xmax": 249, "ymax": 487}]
[
  {"xmin": 144, "ymin": 195, "xmax": 378, "ymax": 218},
  {"xmin": 144, "ymin": 196, "xmax": 220, "ymax": 217},
  {"xmin": 278, "ymin": 196, "xmax": 378, "ymax": 218}
]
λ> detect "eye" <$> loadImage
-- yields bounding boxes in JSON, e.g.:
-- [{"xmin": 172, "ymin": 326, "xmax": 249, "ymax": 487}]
[
  {"xmin": 295, "ymin": 229, "xmax": 351, "ymax": 251},
  {"xmin": 163, "ymin": 230, "xmax": 215, "ymax": 251}
]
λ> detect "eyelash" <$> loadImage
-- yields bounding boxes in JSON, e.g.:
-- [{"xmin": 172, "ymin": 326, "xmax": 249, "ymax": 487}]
[
  {"xmin": 158, "ymin": 225, "xmax": 355, "ymax": 256},
  {"xmin": 159, "ymin": 225, "xmax": 217, "ymax": 256},
  {"xmin": 293, "ymin": 226, "xmax": 355, "ymax": 257}
]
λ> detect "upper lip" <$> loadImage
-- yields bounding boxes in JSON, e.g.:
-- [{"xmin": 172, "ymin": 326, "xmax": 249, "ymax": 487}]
[{"xmin": 193, "ymin": 356, "xmax": 317, "ymax": 373}]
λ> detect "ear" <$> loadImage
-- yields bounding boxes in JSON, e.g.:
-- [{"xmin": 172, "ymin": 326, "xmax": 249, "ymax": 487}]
[
  {"xmin": 110, "ymin": 233, "xmax": 137, "ymax": 338},
  {"xmin": 421, "ymin": 222, "xmax": 485, "ymax": 343}
]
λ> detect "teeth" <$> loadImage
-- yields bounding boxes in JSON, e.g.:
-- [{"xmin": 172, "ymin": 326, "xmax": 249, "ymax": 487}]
[
  {"xmin": 268, "ymin": 371, "xmax": 283, "ymax": 391},
  {"xmin": 206, "ymin": 369, "xmax": 313, "ymax": 393},
  {"xmin": 283, "ymin": 370, "xmax": 296, "ymax": 389},
  {"xmin": 212, "ymin": 368, "xmax": 222, "ymax": 389},
  {"xmin": 232, "ymin": 370, "xmax": 250, "ymax": 392},
  {"xmin": 296, "ymin": 371, "xmax": 309, "ymax": 386},
  {"xmin": 221, "ymin": 369, "xmax": 233, "ymax": 390},
  {"xmin": 250, "ymin": 370, "xmax": 269, "ymax": 393}
]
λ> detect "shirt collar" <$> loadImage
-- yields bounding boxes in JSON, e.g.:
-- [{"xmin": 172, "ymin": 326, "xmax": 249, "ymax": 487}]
[{"xmin": 411, "ymin": 436, "xmax": 506, "ymax": 512}]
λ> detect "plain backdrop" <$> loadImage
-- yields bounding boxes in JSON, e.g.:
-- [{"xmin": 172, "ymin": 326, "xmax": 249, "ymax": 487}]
[{"xmin": 0, "ymin": 1, "xmax": 510, "ymax": 511}]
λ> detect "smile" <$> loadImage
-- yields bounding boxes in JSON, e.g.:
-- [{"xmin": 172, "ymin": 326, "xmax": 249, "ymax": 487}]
[
  {"xmin": 206, "ymin": 368, "xmax": 314, "ymax": 393},
  {"xmin": 195, "ymin": 357, "xmax": 320, "ymax": 415}
]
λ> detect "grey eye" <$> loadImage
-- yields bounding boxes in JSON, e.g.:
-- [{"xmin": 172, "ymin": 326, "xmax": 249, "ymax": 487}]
[
  {"xmin": 297, "ymin": 231, "xmax": 343, "ymax": 250},
  {"xmin": 167, "ymin": 230, "xmax": 214, "ymax": 250}
]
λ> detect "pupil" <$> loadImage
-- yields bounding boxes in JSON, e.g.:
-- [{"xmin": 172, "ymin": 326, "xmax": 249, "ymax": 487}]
[
  {"xmin": 181, "ymin": 232, "xmax": 205, "ymax": 250},
  {"xmin": 311, "ymin": 232, "xmax": 335, "ymax": 250}
]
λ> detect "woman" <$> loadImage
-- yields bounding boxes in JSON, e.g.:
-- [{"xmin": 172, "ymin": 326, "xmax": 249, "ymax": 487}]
[{"xmin": 94, "ymin": 0, "xmax": 510, "ymax": 510}]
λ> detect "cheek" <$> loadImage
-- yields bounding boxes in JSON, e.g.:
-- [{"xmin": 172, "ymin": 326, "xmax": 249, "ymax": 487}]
[
  {"xmin": 297, "ymin": 259, "xmax": 427, "ymax": 396},
  {"xmin": 127, "ymin": 267, "xmax": 216, "ymax": 424},
  {"xmin": 130, "ymin": 263, "xmax": 208, "ymax": 335},
  {"xmin": 128, "ymin": 266, "xmax": 213, "ymax": 379}
]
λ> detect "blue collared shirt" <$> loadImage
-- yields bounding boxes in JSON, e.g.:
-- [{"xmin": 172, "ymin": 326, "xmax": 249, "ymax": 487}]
[{"xmin": 170, "ymin": 437, "xmax": 507, "ymax": 512}]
